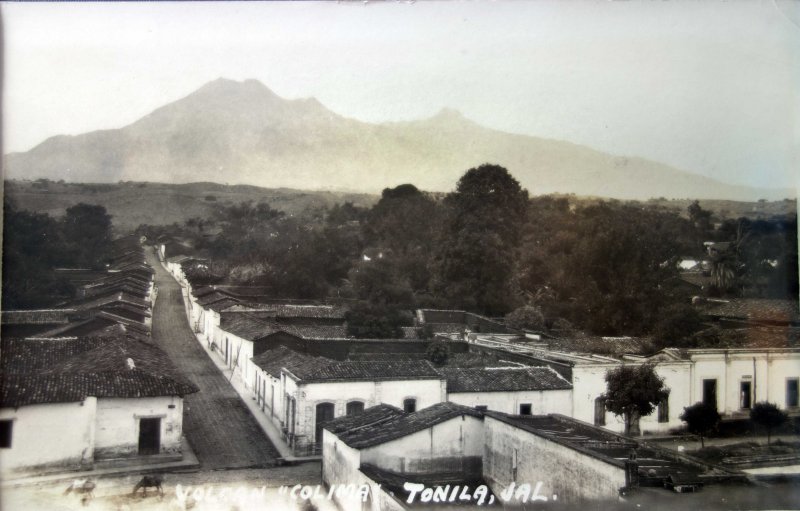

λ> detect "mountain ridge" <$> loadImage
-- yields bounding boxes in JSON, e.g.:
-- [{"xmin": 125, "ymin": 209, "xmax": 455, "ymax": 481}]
[{"xmin": 4, "ymin": 78, "xmax": 793, "ymax": 201}]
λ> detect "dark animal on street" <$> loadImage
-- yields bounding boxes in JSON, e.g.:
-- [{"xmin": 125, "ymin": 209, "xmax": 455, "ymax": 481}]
[{"xmin": 131, "ymin": 474, "xmax": 164, "ymax": 497}]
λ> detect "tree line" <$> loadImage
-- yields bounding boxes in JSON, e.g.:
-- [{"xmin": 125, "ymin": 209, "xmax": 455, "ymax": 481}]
[
  {"xmin": 3, "ymin": 198, "xmax": 114, "ymax": 309},
  {"xmin": 134, "ymin": 164, "xmax": 797, "ymax": 340}
]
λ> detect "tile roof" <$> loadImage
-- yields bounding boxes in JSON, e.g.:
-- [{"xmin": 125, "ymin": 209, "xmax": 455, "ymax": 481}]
[
  {"xmin": 546, "ymin": 335, "xmax": 651, "ymax": 356},
  {"xmin": 280, "ymin": 325, "xmax": 350, "ymax": 340},
  {"xmin": 325, "ymin": 402, "xmax": 483, "ymax": 449},
  {"xmin": 1, "ymin": 310, "xmax": 75, "ymax": 325},
  {"xmin": 62, "ymin": 291, "xmax": 150, "ymax": 311},
  {"xmin": 437, "ymin": 367, "xmax": 572, "ymax": 393},
  {"xmin": 252, "ymin": 347, "xmax": 441, "ymax": 382},
  {"xmin": 250, "ymin": 346, "xmax": 332, "ymax": 377},
  {"xmin": 219, "ymin": 313, "xmax": 280, "ymax": 341},
  {"xmin": 196, "ymin": 292, "xmax": 237, "ymax": 307},
  {"xmin": 1, "ymin": 336, "xmax": 198, "ymax": 406},
  {"xmin": 287, "ymin": 360, "xmax": 442, "ymax": 383},
  {"xmin": 699, "ymin": 299, "xmax": 799, "ymax": 324}
]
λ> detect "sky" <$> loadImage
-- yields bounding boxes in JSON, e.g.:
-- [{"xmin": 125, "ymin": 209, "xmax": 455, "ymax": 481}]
[{"xmin": 2, "ymin": 0, "xmax": 798, "ymax": 190}]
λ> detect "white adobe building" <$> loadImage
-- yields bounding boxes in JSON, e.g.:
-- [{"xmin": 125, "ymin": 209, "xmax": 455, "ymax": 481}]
[
  {"xmin": 251, "ymin": 347, "xmax": 446, "ymax": 455},
  {"xmin": 437, "ymin": 366, "xmax": 573, "ymax": 415},
  {"xmin": 525, "ymin": 346, "xmax": 799, "ymax": 434},
  {"xmin": 0, "ymin": 336, "xmax": 198, "ymax": 474}
]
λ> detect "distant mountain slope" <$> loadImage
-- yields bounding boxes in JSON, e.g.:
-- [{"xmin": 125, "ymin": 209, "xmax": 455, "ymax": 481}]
[
  {"xmin": 3, "ymin": 180, "xmax": 378, "ymax": 232},
  {"xmin": 4, "ymin": 78, "xmax": 793, "ymax": 200}
]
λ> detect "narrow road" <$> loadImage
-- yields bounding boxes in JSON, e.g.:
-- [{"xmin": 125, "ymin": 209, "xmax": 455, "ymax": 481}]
[{"xmin": 145, "ymin": 248, "xmax": 280, "ymax": 469}]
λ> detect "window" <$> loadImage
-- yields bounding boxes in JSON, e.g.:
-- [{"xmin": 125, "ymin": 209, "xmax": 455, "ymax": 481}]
[
  {"xmin": 787, "ymin": 379, "xmax": 799, "ymax": 408},
  {"xmin": 594, "ymin": 397, "xmax": 606, "ymax": 426},
  {"xmin": 403, "ymin": 398, "xmax": 417, "ymax": 413},
  {"xmin": 519, "ymin": 403, "xmax": 532, "ymax": 415},
  {"xmin": 702, "ymin": 379, "xmax": 717, "ymax": 410},
  {"xmin": 475, "ymin": 405, "xmax": 488, "ymax": 412},
  {"xmin": 740, "ymin": 381, "xmax": 752, "ymax": 410},
  {"xmin": 346, "ymin": 401, "xmax": 365, "ymax": 416},
  {"xmin": 658, "ymin": 397, "xmax": 669, "ymax": 423},
  {"xmin": 0, "ymin": 421, "xmax": 12, "ymax": 448}
]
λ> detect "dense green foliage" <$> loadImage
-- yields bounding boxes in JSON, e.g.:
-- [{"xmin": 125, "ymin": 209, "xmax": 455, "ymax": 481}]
[
  {"xmin": 601, "ymin": 363, "xmax": 670, "ymax": 435},
  {"xmin": 750, "ymin": 401, "xmax": 789, "ymax": 445},
  {"xmin": 680, "ymin": 402, "xmax": 721, "ymax": 447},
  {"xmin": 127, "ymin": 164, "xmax": 796, "ymax": 341},
  {"xmin": 344, "ymin": 302, "xmax": 413, "ymax": 339},
  {"xmin": 3, "ymin": 199, "xmax": 113, "ymax": 308}
]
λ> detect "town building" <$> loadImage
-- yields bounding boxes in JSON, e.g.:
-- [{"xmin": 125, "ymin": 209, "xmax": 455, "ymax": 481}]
[
  {"xmin": 438, "ymin": 366, "xmax": 572, "ymax": 415},
  {"xmin": 0, "ymin": 336, "xmax": 198, "ymax": 475},
  {"xmin": 251, "ymin": 347, "xmax": 446, "ymax": 455}
]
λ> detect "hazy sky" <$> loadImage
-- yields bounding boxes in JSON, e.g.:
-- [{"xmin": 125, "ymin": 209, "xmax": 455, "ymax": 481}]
[{"xmin": 2, "ymin": 1, "xmax": 798, "ymax": 190}]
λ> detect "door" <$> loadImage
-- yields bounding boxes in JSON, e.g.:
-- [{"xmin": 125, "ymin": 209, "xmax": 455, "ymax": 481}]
[
  {"xmin": 703, "ymin": 379, "xmax": 717, "ymax": 410},
  {"xmin": 787, "ymin": 379, "xmax": 799, "ymax": 408},
  {"xmin": 138, "ymin": 418, "xmax": 161, "ymax": 455},
  {"xmin": 315, "ymin": 403, "xmax": 335, "ymax": 444},
  {"xmin": 740, "ymin": 381, "xmax": 752, "ymax": 410},
  {"xmin": 594, "ymin": 397, "xmax": 606, "ymax": 426}
]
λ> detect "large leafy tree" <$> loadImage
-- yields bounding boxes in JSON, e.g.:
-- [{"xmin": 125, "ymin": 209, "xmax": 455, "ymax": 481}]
[
  {"xmin": 62, "ymin": 203, "xmax": 113, "ymax": 269},
  {"xmin": 601, "ymin": 363, "xmax": 670, "ymax": 436},
  {"xmin": 563, "ymin": 204, "xmax": 684, "ymax": 335},
  {"xmin": 433, "ymin": 164, "xmax": 528, "ymax": 315},
  {"xmin": 750, "ymin": 401, "xmax": 788, "ymax": 445},
  {"xmin": 680, "ymin": 402, "xmax": 721, "ymax": 448}
]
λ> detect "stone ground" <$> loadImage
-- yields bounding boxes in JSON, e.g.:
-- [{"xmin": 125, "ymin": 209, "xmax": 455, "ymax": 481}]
[{"xmin": 145, "ymin": 249, "xmax": 281, "ymax": 470}]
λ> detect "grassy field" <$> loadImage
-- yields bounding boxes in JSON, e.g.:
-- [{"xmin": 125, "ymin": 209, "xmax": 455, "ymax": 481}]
[{"xmin": 4, "ymin": 180, "xmax": 378, "ymax": 233}]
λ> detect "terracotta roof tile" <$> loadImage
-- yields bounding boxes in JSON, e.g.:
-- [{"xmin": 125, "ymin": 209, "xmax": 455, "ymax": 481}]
[
  {"xmin": 288, "ymin": 360, "xmax": 442, "ymax": 383},
  {"xmin": 325, "ymin": 402, "xmax": 482, "ymax": 449},
  {"xmin": 437, "ymin": 367, "xmax": 572, "ymax": 392},
  {"xmin": 1, "ymin": 336, "xmax": 198, "ymax": 406}
]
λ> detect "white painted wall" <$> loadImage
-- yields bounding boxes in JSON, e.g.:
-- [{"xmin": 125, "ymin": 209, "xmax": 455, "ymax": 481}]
[
  {"xmin": 571, "ymin": 361, "xmax": 692, "ymax": 434},
  {"xmin": 447, "ymin": 389, "xmax": 572, "ymax": 416},
  {"xmin": 483, "ymin": 416, "xmax": 628, "ymax": 503},
  {"xmin": 294, "ymin": 378, "xmax": 446, "ymax": 444},
  {"xmin": 0, "ymin": 398, "xmax": 97, "ymax": 473},
  {"xmin": 360, "ymin": 415, "xmax": 484, "ymax": 473},
  {"xmin": 690, "ymin": 350, "xmax": 800, "ymax": 414},
  {"xmin": 94, "ymin": 396, "xmax": 183, "ymax": 458}
]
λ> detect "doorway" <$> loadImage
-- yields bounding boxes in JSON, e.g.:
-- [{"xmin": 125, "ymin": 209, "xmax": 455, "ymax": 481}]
[
  {"xmin": 138, "ymin": 418, "xmax": 161, "ymax": 455},
  {"xmin": 315, "ymin": 403, "xmax": 335, "ymax": 445}
]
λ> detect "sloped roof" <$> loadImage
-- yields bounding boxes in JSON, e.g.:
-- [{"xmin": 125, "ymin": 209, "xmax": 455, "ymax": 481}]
[
  {"xmin": 62, "ymin": 291, "xmax": 150, "ymax": 311},
  {"xmin": 280, "ymin": 325, "xmax": 350, "ymax": 340},
  {"xmin": 288, "ymin": 360, "xmax": 442, "ymax": 383},
  {"xmin": 196, "ymin": 292, "xmax": 236, "ymax": 306},
  {"xmin": 250, "ymin": 346, "xmax": 331, "ymax": 377},
  {"xmin": 700, "ymin": 299, "xmax": 799, "ymax": 324},
  {"xmin": 1, "ymin": 310, "xmax": 75, "ymax": 325},
  {"xmin": 205, "ymin": 298, "xmax": 244, "ymax": 313},
  {"xmin": 219, "ymin": 313, "xmax": 280, "ymax": 341},
  {"xmin": 438, "ymin": 367, "xmax": 572, "ymax": 393},
  {"xmin": 546, "ymin": 335, "xmax": 651, "ymax": 356},
  {"xmin": 1, "ymin": 336, "xmax": 198, "ymax": 406},
  {"xmin": 268, "ymin": 304, "xmax": 347, "ymax": 319},
  {"xmin": 325, "ymin": 402, "xmax": 482, "ymax": 449}
]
